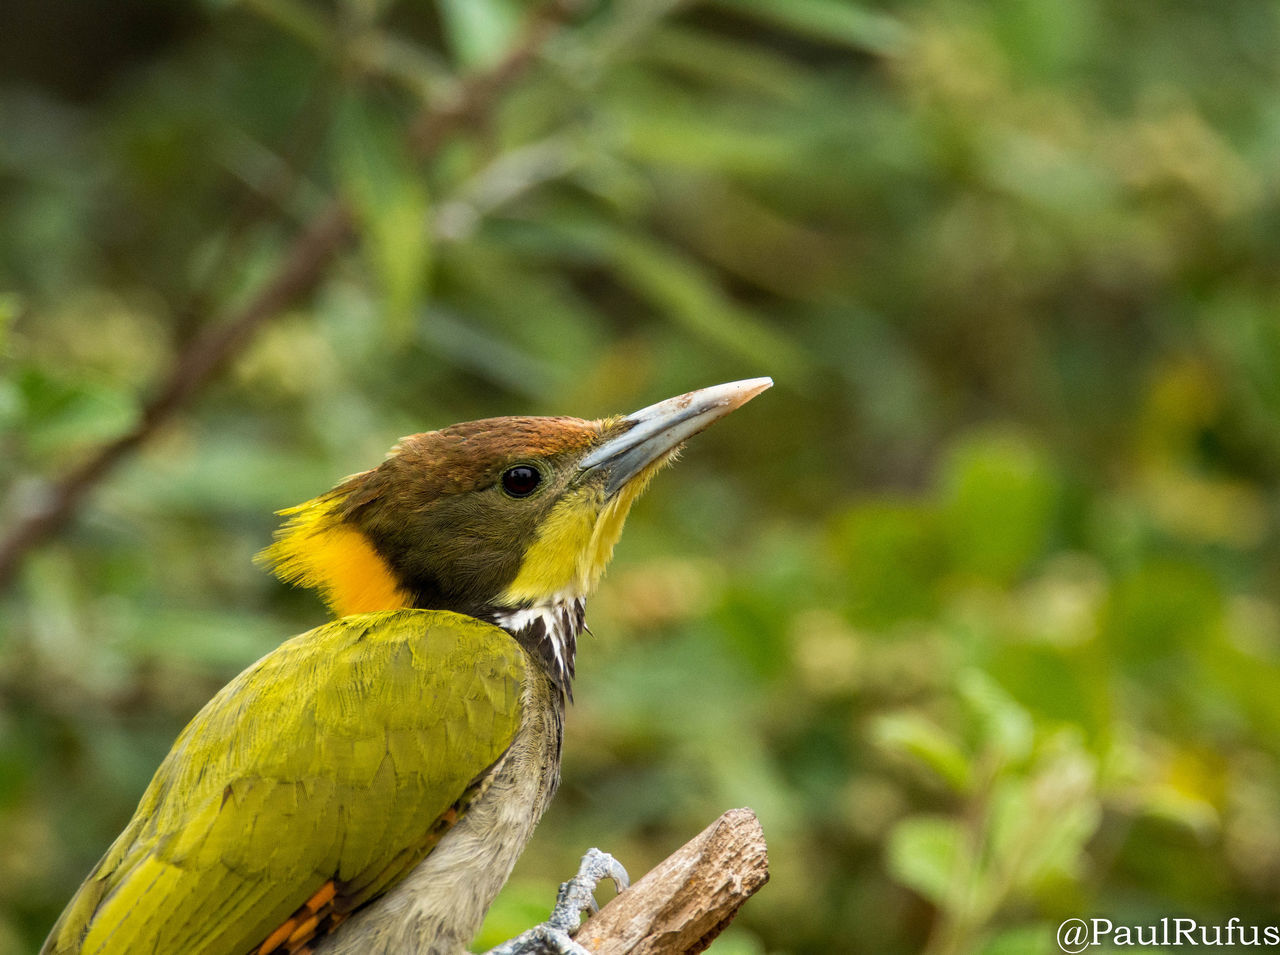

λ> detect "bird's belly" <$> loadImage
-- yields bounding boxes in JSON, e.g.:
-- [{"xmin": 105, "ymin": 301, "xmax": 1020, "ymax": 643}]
[{"xmin": 315, "ymin": 672, "xmax": 564, "ymax": 955}]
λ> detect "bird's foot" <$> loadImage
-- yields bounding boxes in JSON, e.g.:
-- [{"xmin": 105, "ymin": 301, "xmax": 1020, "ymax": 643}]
[
  {"xmin": 484, "ymin": 923, "xmax": 589, "ymax": 955},
  {"xmin": 549, "ymin": 848, "xmax": 629, "ymax": 933},
  {"xmin": 484, "ymin": 848, "xmax": 629, "ymax": 955}
]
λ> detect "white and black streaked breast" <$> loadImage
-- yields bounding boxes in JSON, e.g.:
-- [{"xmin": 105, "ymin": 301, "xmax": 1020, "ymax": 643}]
[{"xmin": 491, "ymin": 596, "xmax": 586, "ymax": 700}]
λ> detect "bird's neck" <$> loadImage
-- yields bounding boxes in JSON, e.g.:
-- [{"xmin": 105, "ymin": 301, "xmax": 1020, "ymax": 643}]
[{"xmin": 490, "ymin": 595, "xmax": 586, "ymax": 701}]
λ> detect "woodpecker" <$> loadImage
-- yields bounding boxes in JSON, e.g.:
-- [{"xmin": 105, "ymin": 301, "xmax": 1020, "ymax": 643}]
[{"xmin": 42, "ymin": 378, "xmax": 772, "ymax": 955}]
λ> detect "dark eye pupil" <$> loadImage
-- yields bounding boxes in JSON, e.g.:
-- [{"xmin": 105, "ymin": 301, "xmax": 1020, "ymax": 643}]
[{"xmin": 502, "ymin": 465, "xmax": 541, "ymax": 497}]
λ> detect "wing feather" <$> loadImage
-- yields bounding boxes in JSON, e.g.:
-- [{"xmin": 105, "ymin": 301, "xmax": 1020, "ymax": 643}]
[{"xmin": 42, "ymin": 609, "xmax": 525, "ymax": 955}]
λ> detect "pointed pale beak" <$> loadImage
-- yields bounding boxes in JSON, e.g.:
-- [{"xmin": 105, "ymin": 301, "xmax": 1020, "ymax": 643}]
[{"xmin": 579, "ymin": 377, "xmax": 773, "ymax": 496}]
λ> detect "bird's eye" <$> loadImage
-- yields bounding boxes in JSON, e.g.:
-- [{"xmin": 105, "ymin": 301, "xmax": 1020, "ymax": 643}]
[{"xmin": 501, "ymin": 465, "xmax": 542, "ymax": 498}]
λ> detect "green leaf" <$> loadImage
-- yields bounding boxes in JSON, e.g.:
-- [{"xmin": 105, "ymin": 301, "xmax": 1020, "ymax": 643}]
[
  {"xmin": 554, "ymin": 222, "xmax": 806, "ymax": 378},
  {"xmin": 609, "ymin": 233, "xmax": 804, "ymax": 373},
  {"xmin": 1101, "ymin": 559, "xmax": 1223, "ymax": 669},
  {"xmin": 985, "ymin": 737, "xmax": 1101, "ymax": 891},
  {"xmin": 613, "ymin": 101, "xmax": 798, "ymax": 179},
  {"xmin": 437, "ymin": 0, "xmax": 522, "ymax": 69},
  {"xmin": 717, "ymin": 0, "xmax": 908, "ymax": 57},
  {"xmin": 959, "ymin": 670, "xmax": 1034, "ymax": 765},
  {"xmin": 829, "ymin": 498, "xmax": 944, "ymax": 626},
  {"xmin": 886, "ymin": 815, "xmax": 967, "ymax": 910},
  {"xmin": 334, "ymin": 97, "xmax": 432, "ymax": 338},
  {"xmin": 871, "ymin": 712, "xmax": 972, "ymax": 791},
  {"xmin": 939, "ymin": 430, "xmax": 1059, "ymax": 585},
  {"xmin": 418, "ymin": 306, "xmax": 563, "ymax": 398},
  {"xmin": 645, "ymin": 25, "xmax": 818, "ymax": 104},
  {"xmin": 17, "ymin": 367, "xmax": 137, "ymax": 456}
]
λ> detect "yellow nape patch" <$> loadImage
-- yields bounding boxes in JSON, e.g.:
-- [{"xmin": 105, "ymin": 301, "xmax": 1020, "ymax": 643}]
[{"xmin": 258, "ymin": 496, "xmax": 410, "ymax": 617}]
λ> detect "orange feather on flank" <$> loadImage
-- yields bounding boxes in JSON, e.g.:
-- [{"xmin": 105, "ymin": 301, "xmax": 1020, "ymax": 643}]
[
  {"xmin": 304, "ymin": 882, "xmax": 337, "ymax": 913},
  {"xmin": 258, "ymin": 881, "xmax": 341, "ymax": 955},
  {"xmin": 257, "ymin": 920, "xmax": 293, "ymax": 955},
  {"xmin": 287, "ymin": 914, "xmax": 321, "ymax": 945}
]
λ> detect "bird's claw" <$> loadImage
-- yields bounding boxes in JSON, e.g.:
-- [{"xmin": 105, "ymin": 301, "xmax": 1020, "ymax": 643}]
[
  {"xmin": 485, "ymin": 922, "xmax": 591, "ymax": 955},
  {"xmin": 548, "ymin": 848, "xmax": 629, "ymax": 931},
  {"xmin": 484, "ymin": 849, "xmax": 628, "ymax": 955}
]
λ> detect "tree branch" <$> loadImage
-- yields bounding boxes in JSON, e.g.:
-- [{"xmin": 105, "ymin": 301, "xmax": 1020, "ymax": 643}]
[
  {"xmin": 575, "ymin": 808, "xmax": 770, "ymax": 955},
  {"xmin": 0, "ymin": 204, "xmax": 355, "ymax": 589},
  {"xmin": 0, "ymin": 0, "xmax": 578, "ymax": 591}
]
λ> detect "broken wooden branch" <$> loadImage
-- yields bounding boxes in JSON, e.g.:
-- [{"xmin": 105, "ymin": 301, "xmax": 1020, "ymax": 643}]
[{"xmin": 574, "ymin": 808, "xmax": 770, "ymax": 955}]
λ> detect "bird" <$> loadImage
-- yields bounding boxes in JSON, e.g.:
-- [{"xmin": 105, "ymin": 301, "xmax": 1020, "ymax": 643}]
[{"xmin": 42, "ymin": 377, "xmax": 772, "ymax": 955}]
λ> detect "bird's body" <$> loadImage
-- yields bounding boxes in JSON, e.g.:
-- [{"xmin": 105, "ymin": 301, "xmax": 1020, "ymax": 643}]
[
  {"xmin": 42, "ymin": 379, "xmax": 770, "ymax": 955},
  {"xmin": 316, "ymin": 627, "xmax": 561, "ymax": 955},
  {"xmin": 44, "ymin": 610, "xmax": 553, "ymax": 955}
]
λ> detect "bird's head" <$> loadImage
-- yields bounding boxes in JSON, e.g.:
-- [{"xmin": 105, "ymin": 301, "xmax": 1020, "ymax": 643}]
[{"xmin": 260, "ymin": 378, "xmax": 771, "ymax": 689}]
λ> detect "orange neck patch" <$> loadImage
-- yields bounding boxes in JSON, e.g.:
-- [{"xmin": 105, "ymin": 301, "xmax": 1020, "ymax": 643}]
[{"xmin": 258, "ymin": 495, "xmax": 411, "ymax": 618}]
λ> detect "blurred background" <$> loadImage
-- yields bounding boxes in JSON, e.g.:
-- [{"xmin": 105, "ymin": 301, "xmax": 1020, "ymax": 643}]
[{"xmin": 2, "ymin": 0, "xmax": 1280, "ymax": 952}]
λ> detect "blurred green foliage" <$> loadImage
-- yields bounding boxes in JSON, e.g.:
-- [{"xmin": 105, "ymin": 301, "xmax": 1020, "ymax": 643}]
[{"xmin": 3, "ymin": 0, "xmax": 1280, "ymax": 952}]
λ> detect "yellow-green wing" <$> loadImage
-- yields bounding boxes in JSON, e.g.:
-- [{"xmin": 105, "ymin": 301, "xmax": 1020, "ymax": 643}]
[{"xmin": 42, "ymin": 609, "xmax": 526, "ymax": 955}]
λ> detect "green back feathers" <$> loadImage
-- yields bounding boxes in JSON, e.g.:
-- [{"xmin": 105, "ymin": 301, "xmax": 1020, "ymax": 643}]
[{"xmin": 44, "ymin": 610, "xmax": 525, "ymax": 955}]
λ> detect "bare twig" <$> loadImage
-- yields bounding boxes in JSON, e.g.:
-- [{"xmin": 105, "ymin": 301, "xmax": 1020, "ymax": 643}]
[
  {"xmin": 0, "ymin": 0, "xmax": 578, "ymax": 590},
  {"xmin": 575, "ymin": 808, "xmax": 770, "ymax": 955},
  {"xmin": 409, "ymin": 0, "xmax": 576, "ymax": 156},
  {"xmin": 0, "ymin": 205, "xmax": 354, "ymax": 588}
]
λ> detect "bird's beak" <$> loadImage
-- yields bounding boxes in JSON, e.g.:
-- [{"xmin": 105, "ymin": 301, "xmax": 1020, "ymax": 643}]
[{"xmin": 580, "ymin": 378, "xmax": 773, "ymax": 497}]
